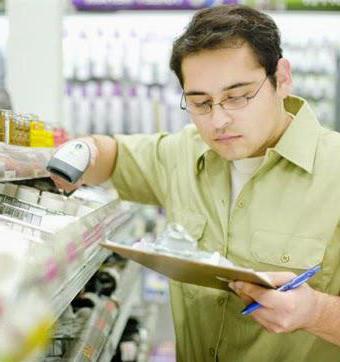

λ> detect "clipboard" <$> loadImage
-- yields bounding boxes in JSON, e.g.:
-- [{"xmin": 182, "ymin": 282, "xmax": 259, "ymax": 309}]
[{"xmin": 101, "ymin": 240, "xmax": 275, "ymax": 290}]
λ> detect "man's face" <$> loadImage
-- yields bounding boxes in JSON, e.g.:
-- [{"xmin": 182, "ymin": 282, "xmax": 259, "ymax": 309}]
[{"xmin": 181, "ymin": 44, "xmax": 287, "ymax": 160}]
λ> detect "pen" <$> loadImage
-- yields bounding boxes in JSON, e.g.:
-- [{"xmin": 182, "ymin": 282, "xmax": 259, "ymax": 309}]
[{"xmin": 241, "ymin": 264, "xmax": 321, "ymax": 316}]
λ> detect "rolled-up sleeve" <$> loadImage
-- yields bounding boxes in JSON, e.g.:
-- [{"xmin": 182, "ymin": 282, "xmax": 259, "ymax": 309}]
[{"xmin": 111, "ymin": 132, "xmax": 174, "ymax": 207}]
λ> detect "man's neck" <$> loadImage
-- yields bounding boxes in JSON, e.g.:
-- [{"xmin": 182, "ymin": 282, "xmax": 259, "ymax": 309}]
[{"xmin": 252, "ymin": 112, "xmax": 293, "ymax": 157}]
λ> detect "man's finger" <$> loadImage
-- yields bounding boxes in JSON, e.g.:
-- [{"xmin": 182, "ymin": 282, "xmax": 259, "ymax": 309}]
[
  {"xmin": 230, "ymin": 281, "xmax": 278, "ymax": 307},
  {"xmin": 265, "ymin": 272, "xmax": 297, "ymax": 288},
  {"xmin": 229, "ymin": 287, "xmax": 253, "ymax": 304},
  {"xmin": 50, "ymin": 174, "xmax": 81, "ymax": 193}
]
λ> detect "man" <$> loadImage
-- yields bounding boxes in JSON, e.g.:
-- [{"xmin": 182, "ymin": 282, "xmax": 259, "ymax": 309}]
[{"xmin": 52, "ymin": 5, "xmax": 340, "ymax": 362}]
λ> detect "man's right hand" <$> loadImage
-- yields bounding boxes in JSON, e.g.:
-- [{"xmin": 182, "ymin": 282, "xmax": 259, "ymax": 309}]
[{"xmin": 49, "ymin": 137, "xmax": 99, "ymax": 193}]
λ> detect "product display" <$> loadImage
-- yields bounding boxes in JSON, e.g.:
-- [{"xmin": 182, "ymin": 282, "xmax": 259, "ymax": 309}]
[
  {"xmin": 16, "ymin": 185, "xmax": 40, "ymax": 204},
  {"xmin": 63, "ymin": 13, "xmax": 340, "ymax": 136},
  {"xmin": 112, "ymin": 317, "xmax": 143, "ymax": 362},
  {"xmin": 63, "ymin": 19, "xmax": 190, "ymax": 136},
  {"xmin": 72, "ymin": 0, "xmax": 238, "ymax": 11},
  {"xmin": 0, "ymin": 109, "xmax": 69, "ymax": 147},
  {"xmin": 0, "ymin": 141, "xmax": 71, "ymax": 184},
  {"xmin": 71, "ymin": 0, "xmax": 340, "ymax": 11},
  {"xmin": 282, "ymin": 37, "xmax": 337, "ymax": 128},
  {"xmin": 0, "ymin": 170, "xmax": 149, "ymax": 360},
  {"xmin": 85, "ymin": 265, "xmax": 120, "ymax": 296}
]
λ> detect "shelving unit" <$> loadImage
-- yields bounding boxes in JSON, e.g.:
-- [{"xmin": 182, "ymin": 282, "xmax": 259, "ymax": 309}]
[
  {"xmin": 60, "ymin": 296, "xmax": 119, "ymax": 361},
  {"xmin": 0, "ymin": 145, "xmax": 148, "ymax": 361},
  {"xmin": 51, "ymin": 247, "xmax": 111, "ymax": 321},
  {"xmin": 98, "ymin": 261, "xmax": 142, "ymax": 361},
  {"xmin": 0, "ymin": 142, "xmax": 53, "ymax": 181},
  {"xmin": 137, "ymin": 303, "xmax": 160, "ymax": 362},
  {"xmin": 49, "ymin": 201, "xmax": 143, "ymax": 322}
]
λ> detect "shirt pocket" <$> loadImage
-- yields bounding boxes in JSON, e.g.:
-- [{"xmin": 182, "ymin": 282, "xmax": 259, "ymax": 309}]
[
  {"xmin": 250, "ymin": 230, "xmax": 327, "ymax": 289},
  {"xmin": 172, "ymin": 210, "xmax": 207, "ymax": 243}
]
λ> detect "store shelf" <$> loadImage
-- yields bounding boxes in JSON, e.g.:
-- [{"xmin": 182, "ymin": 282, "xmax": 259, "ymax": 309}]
[
  {"xmin": 0, "ymin": 142, "xmax": 53, "ymax": 182},
  {"xmin": 60, "ymin": 294, "xmax": 119, "ymax": 361},
  {"xmin": 0, "ymin": 190, "xmax": 146, "ymax": 361},
  {"xmin": 137, "ymin": 303, "xmax": 160, "ymax": 362},
  {"xmin": 51, "ymin": 246, "xmax": 111, "ymax": 320},
  {"xmin": 53, "ymin": 260, "xmax": 142, "ymax": 362},
  {"xmin": 98, "ymin": 261, "xmax": 142, "ymax": 362},
  {"xmin": 49, "ymin": 201, "xmax": 143, "ymax": 321}
]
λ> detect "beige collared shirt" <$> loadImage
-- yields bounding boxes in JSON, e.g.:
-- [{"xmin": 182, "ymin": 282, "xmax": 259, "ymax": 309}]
[{"xmin": 112, "ymin": 96, "xmax": 340, "ymax": 362}]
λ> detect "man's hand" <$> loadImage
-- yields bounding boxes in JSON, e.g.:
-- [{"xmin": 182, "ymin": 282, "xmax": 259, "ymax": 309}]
[
  {"xmin": 49, "ymin": 137, "xmax": 98, "ymax": 193},
  {"xmin": 229, "ymin": 272, "xmax": 322, "ymax": 334}
]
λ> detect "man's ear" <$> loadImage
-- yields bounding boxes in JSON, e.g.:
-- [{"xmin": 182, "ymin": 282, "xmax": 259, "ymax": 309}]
[{"xmin": 275, "ymin": 58, "xmax": 293, "ymax": 99}]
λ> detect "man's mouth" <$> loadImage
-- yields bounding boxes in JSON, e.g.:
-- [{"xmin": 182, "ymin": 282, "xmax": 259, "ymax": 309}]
[{"xmin": 214, "ymin": 134, "xmax": 242, "ymax": 142}]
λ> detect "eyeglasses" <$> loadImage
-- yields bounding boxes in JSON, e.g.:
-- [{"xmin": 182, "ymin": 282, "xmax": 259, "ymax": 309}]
[{"xmin": 180, "ymin": 76, "xmax": 268, "ymax": 116}]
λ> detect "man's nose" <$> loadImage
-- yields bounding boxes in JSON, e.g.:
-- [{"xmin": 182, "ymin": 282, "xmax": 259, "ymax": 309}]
[{"xmin": 210, "ymin": 104, "xmax": 233, "ymax": 130}]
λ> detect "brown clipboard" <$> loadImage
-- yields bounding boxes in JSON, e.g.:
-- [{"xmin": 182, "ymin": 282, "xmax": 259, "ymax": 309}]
[{"xmin": 101, "ymin": 240, "xmax": 275, "ymax": 291}]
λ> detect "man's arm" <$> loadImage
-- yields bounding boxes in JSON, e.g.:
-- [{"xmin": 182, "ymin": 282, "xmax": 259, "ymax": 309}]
[
  {"xmin": 229, "ymin": 272, "xmax": 340, "ymax": 346},
  {"xmin": 82, "ymin": 135, "xmax": 117, "ymax": 185},
  {"xmin": 305, "ymin": 291, "xmax": 340, "ymax": 346},
  {"xmin": 50, "ymin": 135, "xmax": 117, "ymax": 192}
]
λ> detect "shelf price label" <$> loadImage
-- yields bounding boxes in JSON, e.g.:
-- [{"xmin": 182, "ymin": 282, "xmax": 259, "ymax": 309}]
[{"xmin": 286, "ymin": 0, "xmax": 340, "ymax": 10}]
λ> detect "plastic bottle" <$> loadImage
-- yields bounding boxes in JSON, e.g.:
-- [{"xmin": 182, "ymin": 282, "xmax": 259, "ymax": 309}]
[{"xmin": 108, "ymin": 82, "xmax": 124, "ymax": 135}]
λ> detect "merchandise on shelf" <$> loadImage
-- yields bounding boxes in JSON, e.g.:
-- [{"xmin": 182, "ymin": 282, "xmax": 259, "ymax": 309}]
[
  {"xmin": 0, "ymin": 109, "xmax": 69, "ymax": 148},
  {"xmin": 0, "ymin": 173, "xmax": 145, "ymax": 361},
  {"xmin": 44, "ymin": 255, "xmax": 146, "ymax": 361},
  {"xmin": 63, "ymin": 21, "xmax": 190, "ymax": 136},
  {"xmin": 71, "ymin": 0, "xmax": 340, "ymax": 11},
  {"xmin": 112, "ymin": 317, "xmax": 142, "ymax": 362},
  {"xmin": 64, "ymin": 14, "xmax": 340, "ymax": 135},
  {"xmin": 0, "ymin": 143, "xmax": 53, "ymax": 181},
  {"xmin": 282, "ymin": 37, "xmax": 337, "ymax": 129},
  {"xmin": 72, "ymin": 0, "xmax": 238, "ymax": 11}
]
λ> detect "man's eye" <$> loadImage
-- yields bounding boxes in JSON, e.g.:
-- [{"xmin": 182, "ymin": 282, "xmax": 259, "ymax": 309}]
[
  {"xmin": 225, "ymin": 95, "xmax": 246, "ymax": 100},
  {"xmin": 223, "ymin": 95, "xmax": 248, "ymax": 104},
  {"xmin": 188, "ymin": 99, "xmax": 210, "ymax": 108},
  {"xmin": 194, "ymin": 101, "xmax": 210, "ymax": 106}
]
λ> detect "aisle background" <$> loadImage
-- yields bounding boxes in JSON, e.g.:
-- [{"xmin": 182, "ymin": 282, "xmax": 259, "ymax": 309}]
[{"xmin": 1, "ymin": 1, "xmax": 340, "ymax": 360}]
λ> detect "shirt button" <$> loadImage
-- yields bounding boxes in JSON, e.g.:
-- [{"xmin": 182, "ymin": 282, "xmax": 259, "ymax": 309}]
[
  {"xmin": 209, "ymin": 347, "xmax": 215, "ymax": 357},
  {"xmin": 237, "ymin": 200, "xmax": 245, "ymax": 208},
  {"xmin": 217, "ymin": 297, "xmax": 225, "ymax": 306},
  {"xmin": 280, "ymin": 254, "xmax": 290, "ymax": 263}
]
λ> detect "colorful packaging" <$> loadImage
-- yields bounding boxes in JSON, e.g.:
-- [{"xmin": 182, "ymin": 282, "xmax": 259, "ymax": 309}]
[{"xmin": 72, "ymin": 0, "xmax": 238, "ymax": 11}]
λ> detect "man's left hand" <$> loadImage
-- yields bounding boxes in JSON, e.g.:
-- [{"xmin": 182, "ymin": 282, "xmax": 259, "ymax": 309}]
[{"xmin": 229, "ymin": 272, "xmax": 321, "ymax": 334}]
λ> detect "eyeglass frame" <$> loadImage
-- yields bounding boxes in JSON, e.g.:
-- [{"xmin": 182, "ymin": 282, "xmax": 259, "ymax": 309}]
[{"xmin": 180, "ymin": 75, "xmax": 268, "ymax": 116}]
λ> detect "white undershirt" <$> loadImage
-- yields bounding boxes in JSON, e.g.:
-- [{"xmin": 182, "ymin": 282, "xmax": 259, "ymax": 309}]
[{"xmin": 230, "ymin": 156, "xmax": 264, "ymax": 210}]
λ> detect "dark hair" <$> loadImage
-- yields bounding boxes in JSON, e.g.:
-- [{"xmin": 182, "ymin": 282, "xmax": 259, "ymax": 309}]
[{"xmin": 170, "ymin": 5, "xmax": 282, "ymax": 88}]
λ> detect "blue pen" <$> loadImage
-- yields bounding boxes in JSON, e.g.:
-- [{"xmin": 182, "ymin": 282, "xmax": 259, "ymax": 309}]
[{"xmin": 241, "ymin": 265, "xmax": 321, "ymax": 316}]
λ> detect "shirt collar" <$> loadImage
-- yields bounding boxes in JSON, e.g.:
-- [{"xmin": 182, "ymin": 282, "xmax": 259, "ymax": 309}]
[
  {"xmin": 273, "ymin": 96, "xmax": 321, "ymax": 174},
  {"xmin": 195, "ymin": 95, "xmax": 322, "ymax": 175},
  {"xmin": 194, "ymin": 133, "xmax": 210, "ymax": 175}
]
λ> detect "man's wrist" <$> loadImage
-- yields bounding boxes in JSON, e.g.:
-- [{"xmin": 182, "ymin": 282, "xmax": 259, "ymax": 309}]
[{"xmin": 303, "ymin": 290, "xmax": 327, "ymax": 333}]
